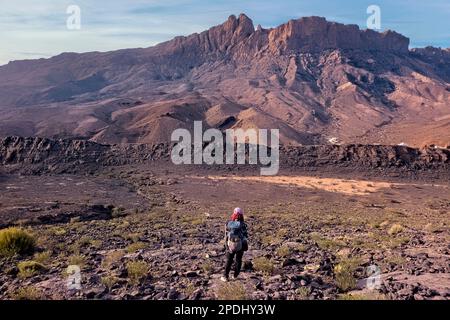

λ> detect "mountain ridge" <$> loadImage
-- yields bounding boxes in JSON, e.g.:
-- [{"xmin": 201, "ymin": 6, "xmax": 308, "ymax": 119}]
[{"xmin": 0, "ymin": 14, "xmax": 449, "ymax": 147}]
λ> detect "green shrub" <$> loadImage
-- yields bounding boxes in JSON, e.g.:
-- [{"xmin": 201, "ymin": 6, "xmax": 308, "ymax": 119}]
[
  {"xmin": 127, "ymin": 261, "xmax": 149, "ymax": 285},
  {"xmin": 261, "ymin": 235, "xmax": 282, "ymax": 247},
  {"xmin": 310, "ymin": 232, "xmax": 345, "ymax": 251},
  {"xmin": 125, "ymin": 232, "xmax": 144, "ymax": 242},
  {"xmin": 183, "ymin": 282, "xmax": 196, "ymax": 297},
  {"xmin": 0, "ymin": 228, "xmax": 35, "ymax": 256},
  {"xmin": 50, "ymin": 227, "xmax": 67, "ymax": 236},
  {"xmin": 17, "ymin": 261, "xmax": 47, "ymax": 278},
  {"xmin": 126, "ymin": 242, "xmax": 146, "ymax": 253},
  {"xmin": 296, "ymin": 287, "xmax": 310, "ymax": 300},
  {"xmin": 276, "ymin": 245, "xmax": 292, "ymax": 257},
  {"xmin": 334, "ymin": 258, "xmax": 360, "ymax": 292},
  {"xmin": 253, "ymin": 257, "xmax": 275, "ymax": 275},
  {"xmin": 68, "ymin": 254, "xmax": 86, "ymax": 267},
  {"xmin": 388, "ymin": 224, "xmax": 404, "ymax": 235},
  {"xmin": 201, "ymin": 260, "xmax": 214, "ymax": 274},
  {"xmin": 33, "ymin": 251, "xmax": 52, "ymax": 265},
  {"xmin": 217, "ymin": 282, "xmax": 247, "ymax": 300},
  {"xmin": 102, "ymin": 250, "xmax": 125, "ymax": 269},
  {"xmin": 101, "ymin": 276, "xmax": 119, "ymax": 290},
  {"xmin": 296, "ymin": 244, "xmax": 308, "ymax": 253},
  {"xmin": 11, "ymin": 287, "xmax": 43, "ymax": 300}
]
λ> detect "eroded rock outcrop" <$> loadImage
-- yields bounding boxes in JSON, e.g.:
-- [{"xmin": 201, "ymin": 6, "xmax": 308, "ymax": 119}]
[
  {"xmin": 1, "ymin": 137, "xmax": 449, "ymax": 175},
  {"xmin": 268, "ymin": 17, "xmax": 409, "ymax": 54}
]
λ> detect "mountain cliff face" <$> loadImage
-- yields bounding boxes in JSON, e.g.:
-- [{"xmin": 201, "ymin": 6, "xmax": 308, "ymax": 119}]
[
  {"xmin": 267, "ymin": 16, "xmax": 409, "ymax": 53},
  {"xmin": 0, "ymin": 14, "xmax": 448, "ymax": 147}
]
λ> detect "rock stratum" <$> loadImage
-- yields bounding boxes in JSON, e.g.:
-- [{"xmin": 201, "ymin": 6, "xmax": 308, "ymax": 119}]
[
  {"xmin": 1, "ymin": 136, "xmax": 449, "ymax": 178},
  {"xmin": 0, "ymin": 14, "xmax": 449, "ymax": 147}
]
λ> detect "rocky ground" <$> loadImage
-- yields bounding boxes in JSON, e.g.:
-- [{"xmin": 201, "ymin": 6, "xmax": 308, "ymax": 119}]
[
  {"xmin": 0, "ymin": 158, "xmax": 449, "ymax": 300},
  {"xmin": 0, "ymin": 137, "xmax": 449, "ymax": 300}
]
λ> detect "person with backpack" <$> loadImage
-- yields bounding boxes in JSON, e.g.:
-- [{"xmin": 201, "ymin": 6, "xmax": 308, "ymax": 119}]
[{"xmin": 221, "ymin": 207, "xmax": 248, "ymax": 282}]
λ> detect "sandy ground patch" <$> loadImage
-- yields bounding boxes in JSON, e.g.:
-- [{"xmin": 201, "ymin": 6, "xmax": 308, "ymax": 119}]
[{"xmin": 201, "ymin": 175, "xmax": 449, "ymax": 197}]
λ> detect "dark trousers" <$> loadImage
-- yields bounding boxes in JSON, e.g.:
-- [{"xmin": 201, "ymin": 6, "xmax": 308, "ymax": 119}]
[{"xmin": 224, "ymin": 250, "xmax": 244, "ymax": 278}]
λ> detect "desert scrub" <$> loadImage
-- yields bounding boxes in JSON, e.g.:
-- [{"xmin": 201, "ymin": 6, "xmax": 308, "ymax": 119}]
[
  {"xmin": 383, "ymin": 255, "xmax": 407, "ymax": 269},
  {"xmin": 126, "ymin": 242, "xmax": 146, "ymax": 253},
  {"xmin": 370, "ymin": 232, "xmax": 409, "ymax": 249},
  {"xmin": 17, "ymin": 261, "xmax": 47, "ymax": 278},
  {"xmin": 33, "ymin": 251, "xmax": 52, "ymax": 265},
  {"xmin": 125, "ymin": 232, "xmax": 142, "ymax": 243},
  {"xmin": 261, "ymin": 235, "xmax": 282, "ymax": 247},
  {"xmin": 69, "ymin": 236, "xmax": 101, "ymax": 253},
  {"xmin": 127, "ymin": 261, "xmax": 149, "ymax": 285},
  {"xmin": 180, "ymin": 215, "xmax": 205, "ymax": 226},
  {"xmin": 0, "ymin": 227, "xmax": 35, "ymax": 256},
  {"xmin": 117, "ymin": 220, "xmax": 131, "ymax": 229},
  {"xmin": 50, "ymin": 226, "xmax": 67, "ymax": 236},
  {"xmin": 368, "ymin": 219, "xmax": 385, "ymax": 229},
  {"xmin": 201, "ymin": 260, "xmax": 214, "ymax": 274},
  {"xmin": 11, "ymin": 286, "xmax": 43, "ymax": 300},
  {"xmin": 388, "ymin": 224, "xmax": 404, "ymax": 235},
  {"xmin": 296, "ymin": 244, "xmax": 308, "ymax": 253},
  {"xmin": 183, "ymin": 282, "xmax": 196, "ymax": 297},
  {"xmin": 276, "ymin": 245, "xmax": 292, "ymax": 257},
  {"xmin": 334, "ymin": 258, "xmax": 360, "ymax": 292},
  {"xmin": 310, "ymin": 232, "xmax": 345, "ymax": 252},
  {"xmin": 68, "ymin": 242, "xmax": 81, "ymax": 255},
  {"xmin": 102, "ymin": 250, "xmax": 125, "ymax": 269},
  {"xmin": 101, "ymin": 276, "xmax": 119, "ymax": 291},
  {"xmin": 296, "ymin": 287, "xmax": 310, "ymax": 300},
  {"xmin": 276, "ymin": 228, "xmax": 289, "ymax": 238},
  {"xmin": 217, "ymin": 282, "xmax": 247, "ymax": 300},
  {"xmin": 67, "ymin": 254, "xmax": 87, "ymax": 267},
  {"xmin": 253, "ymin": 257, "xmax": 275, "ymax": 275}
]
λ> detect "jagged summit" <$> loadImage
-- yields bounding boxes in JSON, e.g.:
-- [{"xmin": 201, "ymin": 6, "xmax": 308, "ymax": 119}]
[{"xmin": 159, "ymin": 14, "xmax": 409, "ymax": 57}]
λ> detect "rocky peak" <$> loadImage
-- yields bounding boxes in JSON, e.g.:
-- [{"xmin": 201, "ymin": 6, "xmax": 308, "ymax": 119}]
[
  {"xmin": 229, "ymin": 13, "xmax": 255, "ymax": 37},
  {"xmin": 199, "ymin": 13, "xmax": 255, "ymax": 53},
  {"xmin": 267, "ymin": 16, "xmax": 409, "ymax": 54}
]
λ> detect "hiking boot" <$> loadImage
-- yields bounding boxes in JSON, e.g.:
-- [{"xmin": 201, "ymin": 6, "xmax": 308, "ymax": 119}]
[{"xmin": 220, "ymin": 276, "xmax": 229, "ymax": 282}]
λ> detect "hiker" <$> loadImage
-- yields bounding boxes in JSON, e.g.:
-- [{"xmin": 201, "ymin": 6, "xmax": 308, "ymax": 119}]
[{"xmin": 221, "ymin": 207, "xmax": 248, "ymax": 282}]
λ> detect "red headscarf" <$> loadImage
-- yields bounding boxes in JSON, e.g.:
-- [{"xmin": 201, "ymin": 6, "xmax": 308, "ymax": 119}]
[{"xmin": 231, "ymin": 207, "xmax": 244, "ymax": 222}]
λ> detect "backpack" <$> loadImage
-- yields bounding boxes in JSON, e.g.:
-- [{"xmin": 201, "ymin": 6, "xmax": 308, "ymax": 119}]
[{"xmin": 227, "ymin": 221, "xmax": 244, "ymax": 253}]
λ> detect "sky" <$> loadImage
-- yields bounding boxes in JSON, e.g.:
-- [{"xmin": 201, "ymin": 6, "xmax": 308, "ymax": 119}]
[{"xmin": 1, "ymin": 0, "xmax": 449, "ymax": 65}]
